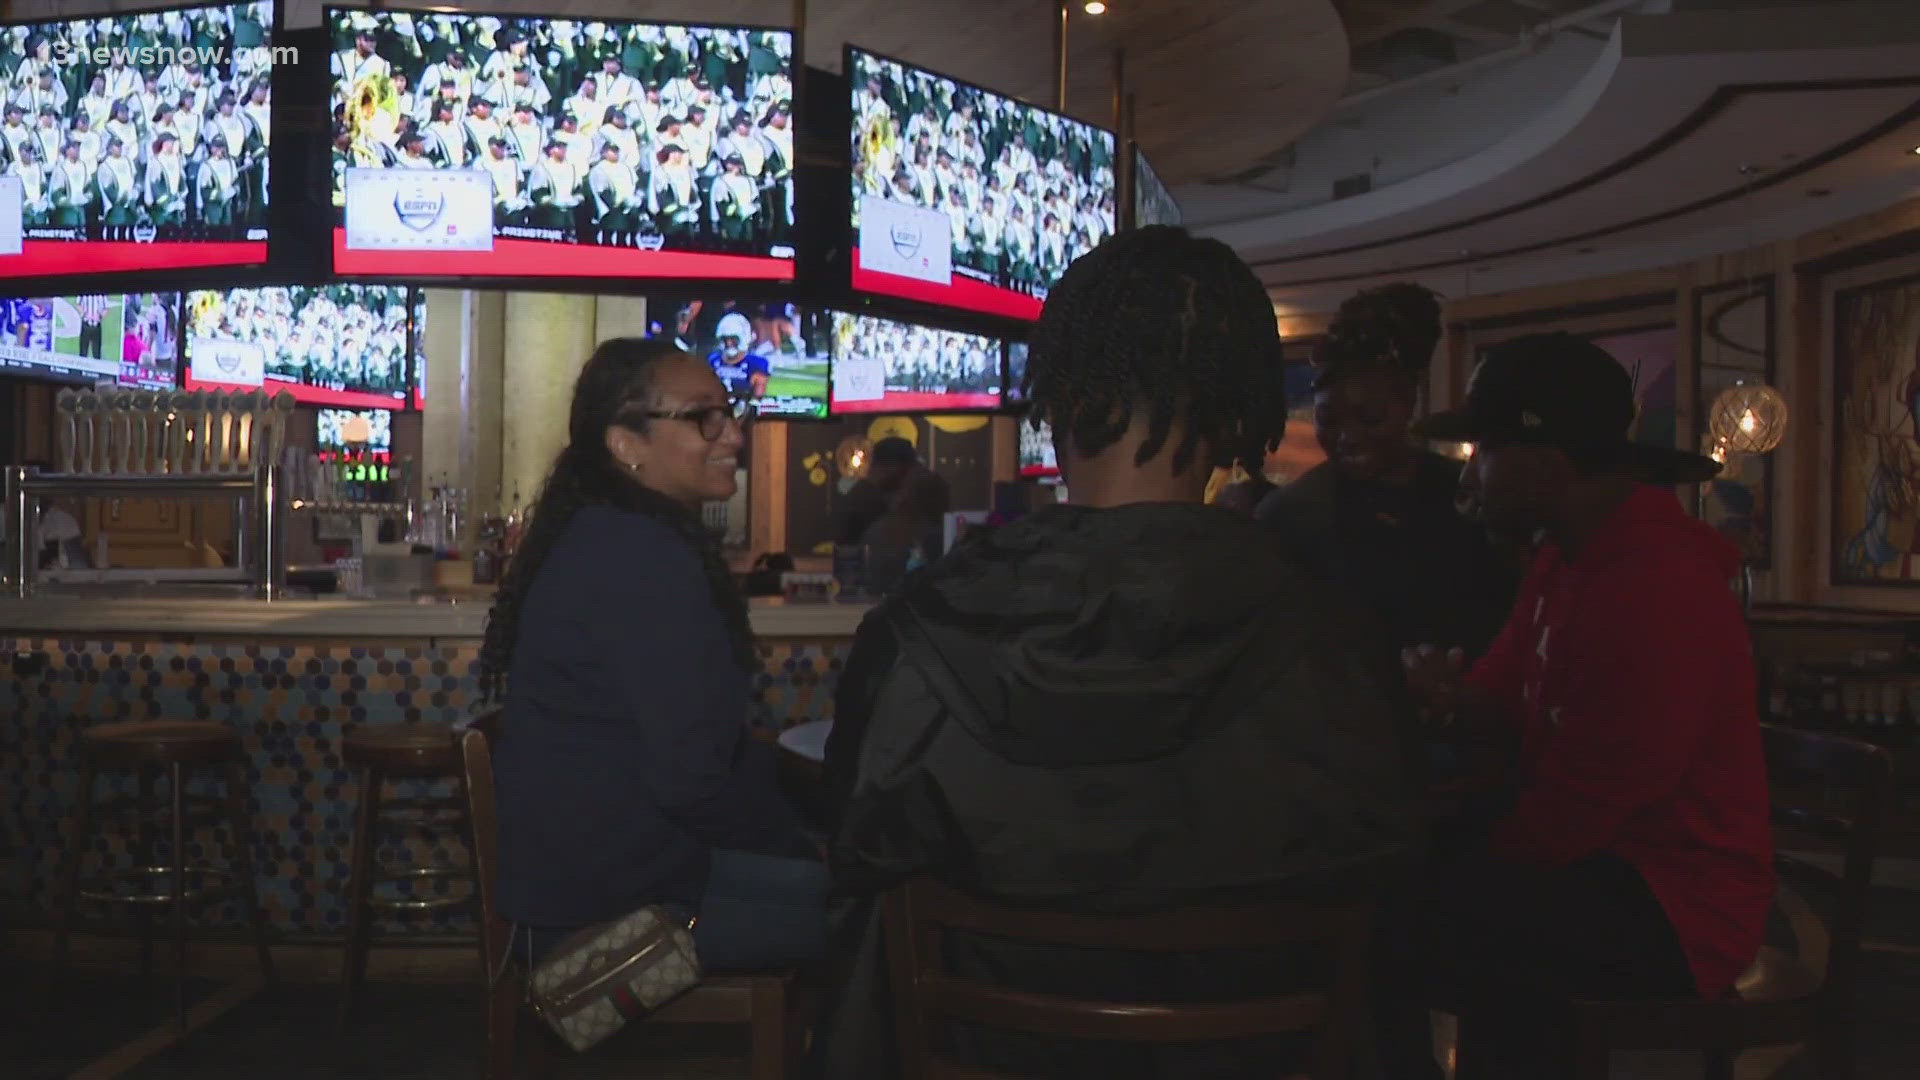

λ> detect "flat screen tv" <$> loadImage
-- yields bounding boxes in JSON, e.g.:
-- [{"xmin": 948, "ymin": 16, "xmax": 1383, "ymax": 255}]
[
  {"xmin": 409, "ymin": 288, "xmax": 425, "ymax": 409},
  {"xmin": 847, "ymin": 46, "xmax": 1115, "ymax": 322},
  {"xmin": 316, "ymin": 406, "xmax": 391, "ymax": 453},
  {"xmin": 182, "ymin": 283, "xmax": 411, "ymax": 409},
  {"xmin": 1019, "ymin": 416, "xmax": 1058, "ymax": 478},
  {"xmin": 649, "ymin": 298, "xmax": 828, "ymax": 419},
  {"xmin": 828, "ymin": 309, "xmax": 1000, "ymax": 414},
  {"xmin": 0, "ymin": 1, "xmax": 275, "ymax": 277},
  {"xmin": 328, "ymin": 7, "xmax": 796, "ymax": 282},
  {"xmin": 0, "ymin": 290, "xmax": 179, "ymax": 387},
  {"xmin": 1133, "ymin": 145, "xmax": 1181, "ymax": 227},
  {"xmin": 1004, "ymin": 340, "xmax": 1027, "ymax": 404}
]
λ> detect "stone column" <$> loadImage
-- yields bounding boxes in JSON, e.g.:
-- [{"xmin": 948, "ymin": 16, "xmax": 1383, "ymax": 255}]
[
  {"xmin": 592, "ymin": 294, "xmax": 651, "ymax": 344},
  {"xmin": 500, "ymin": 292, "xmax": 597, "ymax": 515},
  {"xmin": 418, "ymin": 289, "xmax": 465, "ymax": 504}
]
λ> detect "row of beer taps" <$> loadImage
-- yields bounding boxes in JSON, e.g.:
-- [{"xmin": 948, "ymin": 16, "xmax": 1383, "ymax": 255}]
[{"xmin": 54, "ymin": 386, "xmax": 297, "ymax": 476}]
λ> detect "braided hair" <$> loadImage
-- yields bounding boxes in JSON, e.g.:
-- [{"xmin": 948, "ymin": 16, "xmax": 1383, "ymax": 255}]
[
  {"xmin": 478, "ymin": 338, "xmax": 757, "ymax": 704},
  {"xmin": 1022, "ymin": 225, "xmax": 1286, "ymax": 475}
]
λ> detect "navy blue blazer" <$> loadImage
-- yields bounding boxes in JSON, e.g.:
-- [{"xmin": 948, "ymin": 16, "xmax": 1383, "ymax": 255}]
[{"xmin": 493, "ymin": 504, "xmax": 808, "ymax": 930}]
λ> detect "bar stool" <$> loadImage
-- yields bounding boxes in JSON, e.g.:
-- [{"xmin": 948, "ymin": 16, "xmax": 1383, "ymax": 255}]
[
  {"xmin": 51, "ymin": 719, "xmax": 277, "ymax": 1037},
  {"xmin": 338, "ymin": 723, "xmax": 475, "ymax": 1025}
]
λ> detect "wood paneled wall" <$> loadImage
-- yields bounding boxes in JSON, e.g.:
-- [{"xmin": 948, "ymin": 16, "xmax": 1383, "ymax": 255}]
[{"xmin": 1333, "ymin": 195, "xmax": 1920, "ymax": 612}]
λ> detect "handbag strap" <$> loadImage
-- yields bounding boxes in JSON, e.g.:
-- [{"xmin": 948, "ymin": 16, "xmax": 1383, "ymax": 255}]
[{"xmin": 487, "ymin": 921, "xmax": 530, "ymax": 1003}]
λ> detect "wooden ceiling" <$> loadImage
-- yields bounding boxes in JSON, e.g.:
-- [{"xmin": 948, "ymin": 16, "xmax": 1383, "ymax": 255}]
[{"xmin": 271, "ymin": 0, "xmax": 1351, "ymax": 185}]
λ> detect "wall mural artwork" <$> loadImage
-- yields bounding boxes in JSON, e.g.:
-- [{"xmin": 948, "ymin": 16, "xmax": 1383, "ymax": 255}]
[
  {"xmin": 1833, "ymin": 272, "xmax": 1920, "ymax": 587},
  {"xmin": 1587, "ymin": 325, "xmax": 1679, "ymax": 455},
  {"xmin": 1694, "ymin": 280, "xmax": 1775, "ymax": 567}
]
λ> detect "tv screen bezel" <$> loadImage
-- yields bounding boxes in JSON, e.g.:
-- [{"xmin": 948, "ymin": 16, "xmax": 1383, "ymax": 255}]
[
  {"xmin": 0, "ymin": 290, "xmax": 184, "ymax": 390},
  {"xmin": 1017, "ymin": 414, "xmax": 1060, "ymax": 478},
  {"xmin": 0, "ymin": 0, "xmax": 278, "ymax": 283},
  {"xmin": 315, "ymin": 404, "xmax": 395, "ymax": 455},
  {"xmin": 181, "ymin": 282, "xmax": 415, "ymax": 410},
  {"xmin": 324, "ymin": 4, "xmax": 801, "ymax": 288},
  {"xmin": 1131, "ymin": 141, "xmax": 1182, "ymax": 228},
  {"xmin": 843, "ymin": 42, "xmax": 1117, "ymax": 325},
  {"xmin": 645, "ymin": 292, "xmax": 833, "ymax": 421},
  {"xmin": 826, "ymin": 307, "xmax": 1004, "ymax": 416}
]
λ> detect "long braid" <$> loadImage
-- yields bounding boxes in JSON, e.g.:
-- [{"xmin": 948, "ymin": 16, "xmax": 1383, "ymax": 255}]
[
  {"xmin": 478, "ymin": 338, "xmax": 757, "ymax": 705},
  {"xmin": 1022, "ymin": 225, "xmax": 1286, "ymax": 474}
]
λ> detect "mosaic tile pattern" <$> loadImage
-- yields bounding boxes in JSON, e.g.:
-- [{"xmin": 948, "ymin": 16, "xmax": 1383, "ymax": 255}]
[{"xmin": 1, "ymin": 634, "xmax": 849, "ymax": 937}]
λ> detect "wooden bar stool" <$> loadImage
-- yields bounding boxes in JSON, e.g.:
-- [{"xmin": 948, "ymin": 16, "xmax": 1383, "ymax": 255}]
[
  {"xmin": 461, "ymin": 715, "xmax": 806, "ymax": 1080},
  {"xmin": 338, "ymin": 722, "xmax": 474, "ymax": 1025},
  {"xmin": 51, "ymin": 719, "xmax": 277, "ymax": 1038}
]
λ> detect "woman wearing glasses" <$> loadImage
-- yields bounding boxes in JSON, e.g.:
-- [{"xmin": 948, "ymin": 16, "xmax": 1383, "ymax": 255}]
[{"xmin": 479, "ymin": 337, "xmax": 826, "ymax": 972}]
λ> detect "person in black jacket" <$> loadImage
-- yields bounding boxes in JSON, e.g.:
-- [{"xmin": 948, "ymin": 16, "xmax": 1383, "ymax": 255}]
[
  {"xmin": 478, "ymin": 337, "xmax": 825, "ymax": 971},
  {"xmin": 811, "ymin": 227, "xmax": 1423, "ymax": 1078},
  {"xmin": 1256, "ymin": 284, "xmax": 1515, "ymax": 663}
]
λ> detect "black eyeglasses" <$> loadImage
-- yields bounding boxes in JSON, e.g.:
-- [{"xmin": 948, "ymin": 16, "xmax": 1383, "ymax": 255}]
[{"xmin": 626, "ymin": 399, "xmax": 752, "ymax": 441}]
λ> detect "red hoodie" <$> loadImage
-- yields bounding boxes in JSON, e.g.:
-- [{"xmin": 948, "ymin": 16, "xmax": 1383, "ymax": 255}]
[{"xmin": 1465, "ymin": 485, "xmax": 1773, "ymax": 997}]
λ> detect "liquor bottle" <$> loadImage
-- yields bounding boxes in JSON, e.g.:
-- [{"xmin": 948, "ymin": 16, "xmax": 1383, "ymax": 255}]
[{"xmin": 504, "ymin": 486, "xmax": 524, "ymax": 558}]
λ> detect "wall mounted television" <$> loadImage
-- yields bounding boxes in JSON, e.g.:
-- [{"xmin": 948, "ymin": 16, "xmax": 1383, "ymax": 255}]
[
  {"xmin": 1004, "ymin": 339, "xmax": 1027, "ymax": 405},
  {"xmin": 0, "ymin": 290, "xmax": 178, "ymax": 388},
  {"xmin": 182, "ymin": 283, "xmax": 412, "ymax": 410},
  {"xmin": 648, "ymin": 298, "xmax": 828, "ymax": 419},
  {"xmin": 828, "ymin": 309, "xmax": 1000, "ymax": 414},
  {"xmin": 0, "ymin": 1, "xmax": 275, "ymax": 278},
  {"xmin": 409, "ymin": 287, "xmax": 425, "ymax": 409},
  {"xmin": 847, "ymin": 45, "xmax": 1115, "ymax": 322},
  {"xmin": 328, "ymin": 7, "xmax": 796, "ymax": 283},
  {"xmin": 1133, "ymin": 144, "xmax": 1181, "ymax": 228},
  {"xmin": 316, "ymin": 405, "xmax": 391, "ymax": 454},
  {"xmin": 1018, "ymin": 416, "xmax": 1059, "ymax": 478}
]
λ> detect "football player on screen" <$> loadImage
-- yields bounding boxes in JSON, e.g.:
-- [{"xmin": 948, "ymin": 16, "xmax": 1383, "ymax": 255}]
[{"xmin": 707, "ymin": 311, "xmax": 769, "ymax": 400}]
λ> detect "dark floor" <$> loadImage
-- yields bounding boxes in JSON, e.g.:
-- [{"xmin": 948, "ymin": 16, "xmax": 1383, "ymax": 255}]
[{"xmin": 3, "ymin": 887, "xmax": 1918, "ymax": 1079}]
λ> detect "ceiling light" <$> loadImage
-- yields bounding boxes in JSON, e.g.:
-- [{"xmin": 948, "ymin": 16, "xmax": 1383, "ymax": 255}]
[
  {"xmin": 1910, "ymin": 144, "xmax": 1920, "ymax": 155},
  {"xmin": 1084, "ymin": 1, "xmax": 1108, "ymax": 13}
]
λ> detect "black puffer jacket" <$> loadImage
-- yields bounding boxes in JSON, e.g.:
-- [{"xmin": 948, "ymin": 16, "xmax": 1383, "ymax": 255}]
[{"xmin": 811, "ymin": 502, "xmax": 1422, "ymax": 1078}]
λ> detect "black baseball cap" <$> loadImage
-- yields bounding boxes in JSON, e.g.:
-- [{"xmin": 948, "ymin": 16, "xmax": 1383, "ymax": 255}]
[{"xmin": 1418, "ymin": 332, "xmax": 1721, "ymax": 483}]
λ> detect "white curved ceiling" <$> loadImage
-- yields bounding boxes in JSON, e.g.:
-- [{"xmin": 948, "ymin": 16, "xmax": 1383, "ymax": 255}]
[{"xmin": 1189, "ymin": 0, "xmax": 1920, "ymax": 309}]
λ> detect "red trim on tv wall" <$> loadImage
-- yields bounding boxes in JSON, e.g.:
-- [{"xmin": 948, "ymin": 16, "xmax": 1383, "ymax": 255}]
[
  {"xmin": 0, "ymin": 240, "xmax": 265, "ymax": 277},
  {"xmin": 333, "ymin": 229, "xmax": 793, "ymax": 280},
  {"xmin": 852, "ymin": 246, "xmax": 1042, "ymax": 321}
]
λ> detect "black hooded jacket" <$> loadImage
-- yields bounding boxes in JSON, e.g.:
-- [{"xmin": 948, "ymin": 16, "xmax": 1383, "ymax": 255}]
[{"xmin": 812, "ymin": 502, "xmax": 1422, "ymax": 1078}]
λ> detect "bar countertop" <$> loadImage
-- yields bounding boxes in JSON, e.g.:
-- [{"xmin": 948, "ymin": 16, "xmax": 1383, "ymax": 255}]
[{"xmin": 0, "ymin": 595, "xmax": 875, "ymax": 639}]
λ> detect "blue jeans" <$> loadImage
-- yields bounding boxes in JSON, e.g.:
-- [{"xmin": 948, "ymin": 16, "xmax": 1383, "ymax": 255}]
[
  {"xmin": 526, "ymin": 847, "xmax": 829, "ymax": 974},
  {"xmin": 688, "ymin": 847, "xmax": 831, "ymax": 973}
]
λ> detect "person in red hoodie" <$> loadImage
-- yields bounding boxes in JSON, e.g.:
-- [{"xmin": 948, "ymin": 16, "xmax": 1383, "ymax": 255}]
[{"xmin": 1380, "ymin": 332, "xmax": 1774, "ymax": 1078}]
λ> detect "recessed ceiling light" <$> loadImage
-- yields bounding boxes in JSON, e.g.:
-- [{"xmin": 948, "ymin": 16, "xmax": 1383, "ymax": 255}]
[
  {"xmin": 1084, "ymin": 1, "xmax": 1108, "ymax": 13},
  {"xmin": 1911, "ymin": 144, "xmax": 1920, "ymax": 155}
]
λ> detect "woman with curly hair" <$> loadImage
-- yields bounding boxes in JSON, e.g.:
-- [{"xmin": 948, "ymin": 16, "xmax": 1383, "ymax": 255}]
[{"xmin": 479, "ymin": 337, "xmax": 825, "ymax": 971}]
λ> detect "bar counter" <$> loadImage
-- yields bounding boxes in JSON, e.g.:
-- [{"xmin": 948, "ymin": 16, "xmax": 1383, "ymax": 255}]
[{"xmin": 0, "ymin": 596, "xmax": 870, "ymax": 938}]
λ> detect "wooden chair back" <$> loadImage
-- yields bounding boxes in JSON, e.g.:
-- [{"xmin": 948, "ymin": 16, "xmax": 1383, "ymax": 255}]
[
  {"xmin": 1568, "ymin": 724, "xmax": 1894, "ymax": 1080},
  {"xmin": 460, "ymin": 710, "xmax": 520, "ymax": 1079},
  {"xmin": 1760, "ymin": 722, "xmax": 1893, "ymax": 1003},
  {"xmin": 882, "ymin": 876, "xmax": 1372, "ymax": 1080}
]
